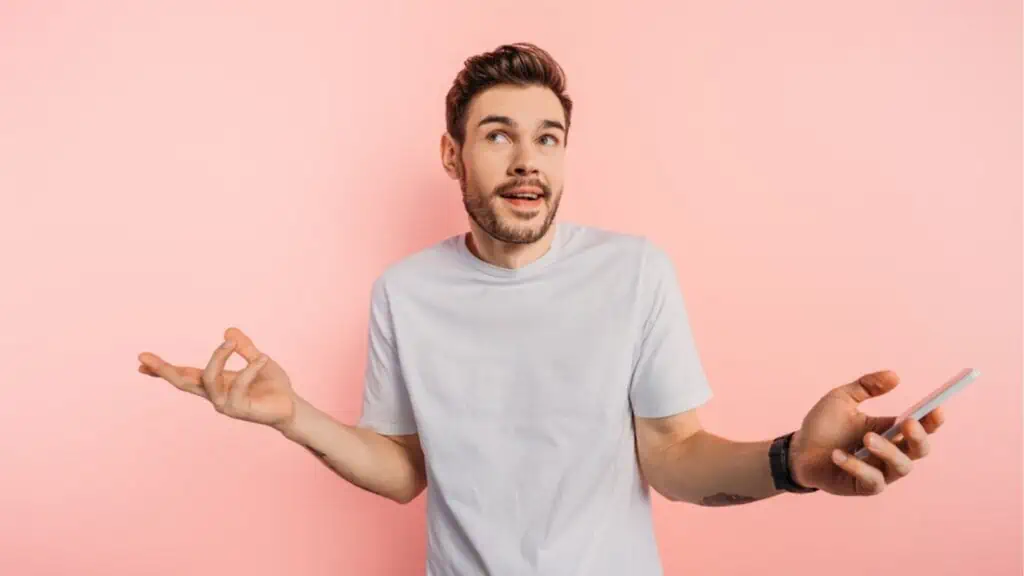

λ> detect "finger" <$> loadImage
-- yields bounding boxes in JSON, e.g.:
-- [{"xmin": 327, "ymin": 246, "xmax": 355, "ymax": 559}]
[
  {"xmin": 225, "ymin": 354, "xmax": 269, "ymax": 414},
  {"xmin": 202, "ymin": 340, "xmax": 237, "ymax": 407},
  {"xmin": 920, "ymin": 407, "xmax": 945, "ymax": 434},
  {"xmin": 897, "ymin": 418, "xmax": 932, "ymax": 460},
  {"xmin": 864, "ymin": 414, "xmax": 898, "ymax": 437},
  {"xmin": 224, "ymin": 327, "xmax": 262, "ymax": 362},
  {"xmin": 863, "ymin": 432, "xmax": 914, "ymax": 481},
  {"xmin": 835, "ymin": 371, "xmax": 900, "ymax": 404},
  {"xmin": 833, "ymin": 450, "xmax": 887, "ymax": 495},
  {"xmin": 142, "ymin": 362, "xmax": 240, "ymax": 389},
  {"xmin": 138, "ymin": 353, "xmax": 208, "ymax": 398},
  {"xmin": 182, "ymin": 364, "xmax": 243, "ymax": 388}
]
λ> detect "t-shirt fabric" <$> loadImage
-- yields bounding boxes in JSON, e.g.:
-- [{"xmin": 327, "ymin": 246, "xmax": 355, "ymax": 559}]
[{"xmin": 357, "ymin": 221, "xmax": 713, "ymax": 575}]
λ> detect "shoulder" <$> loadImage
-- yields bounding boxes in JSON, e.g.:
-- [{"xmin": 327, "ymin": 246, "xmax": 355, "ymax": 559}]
[
  {"xmin": 562, "ymin": 222, "xmax": 675, "ymax": 278},
  {"xmin": 560, "ymin": 222, "xmax": 646, "ymax": 261},
  {"xmin": 368, "ymin": 233, "xmax": 463, "ymax": 300}
]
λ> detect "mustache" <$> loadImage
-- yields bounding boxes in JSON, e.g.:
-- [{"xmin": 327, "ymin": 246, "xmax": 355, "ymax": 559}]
[{"xmin": 494, "ymin": 178, "xmax": 551, "ymax": 197}]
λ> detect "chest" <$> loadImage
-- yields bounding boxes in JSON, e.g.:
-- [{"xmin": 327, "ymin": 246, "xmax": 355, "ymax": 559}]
[{"xmin": 389, "ymin": 272, "xmax": 645, "ymax": 427}]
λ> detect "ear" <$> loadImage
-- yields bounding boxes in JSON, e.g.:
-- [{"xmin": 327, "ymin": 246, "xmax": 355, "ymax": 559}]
[{"xmin": 440, "ymin": 132, "xmax": 462, "ymax": 181}]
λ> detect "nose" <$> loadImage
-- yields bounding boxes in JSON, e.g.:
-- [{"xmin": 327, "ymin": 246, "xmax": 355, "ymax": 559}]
[{"xmin": 509, "ymin": 147, "xmax": 539, "ymax": 177}]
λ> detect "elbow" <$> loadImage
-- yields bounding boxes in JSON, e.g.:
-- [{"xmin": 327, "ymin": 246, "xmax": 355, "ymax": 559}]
[
  {"xmin": 639, "ymin": 464, "xmax": 682, "ymax": 503},
  {"xmin": 647, "ymin": 479, "xmax": 686, "ymax": 503},
  {"xmin": 390, "ymin": 485, "xmax": 425, "ymax": 505},
  {"xmin": 659, "ymin": 490, "xmax": 684, "ymax": 503},
  {"xmin": 387, "ymin": 477, "xmax": 427, "ymax": 505},
  {"xmin": 647, "ymin": 479, "xmax": 700, "ymax": 505},
  {"xmin": 391, "ymin": 493, "xmax": 417, "ymax": 505},
  {"xmin": 376, "ymin": 434, "xmax": 427, "ymax": 505},
  {"xmin": 639, "ymin": 444, "xmax": 701, "ymax": 504}
]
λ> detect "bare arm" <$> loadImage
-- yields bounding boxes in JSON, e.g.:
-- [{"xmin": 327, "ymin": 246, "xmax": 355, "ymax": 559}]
[
  {"xmin": 278, "ymin": 397, "xmax": 426, "ymax": 504},
  {"xmin": 138, "ymin": 327, "xmax": 426, "ymax": 506},
  {"xmin": 635, "ymin": 373, "xmax": 951, "ymax": 504},
  {"xmin": 634, "ymin": 409, "xmax": 786, "ymax": 507}
]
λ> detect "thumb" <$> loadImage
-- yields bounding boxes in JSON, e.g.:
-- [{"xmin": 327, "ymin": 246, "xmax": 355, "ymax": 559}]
[{"xmin": 834, "ymin": 370, "xmax": 900, "ymax": 404}]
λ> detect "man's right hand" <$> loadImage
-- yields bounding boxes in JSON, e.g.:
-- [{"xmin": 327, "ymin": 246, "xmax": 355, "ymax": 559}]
[
  {"xmin": 138, "ymin": 327, "xmax": 297, "ymax": 430},
  {"xmin": 139, "ymin": 326, "xmax": 427, "ymax": 504}
]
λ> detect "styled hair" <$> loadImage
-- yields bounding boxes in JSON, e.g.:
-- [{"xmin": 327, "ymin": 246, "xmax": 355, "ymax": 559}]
[{"xmin": 445, "ymin": 43, "xmax": 573, "ymax": 146}]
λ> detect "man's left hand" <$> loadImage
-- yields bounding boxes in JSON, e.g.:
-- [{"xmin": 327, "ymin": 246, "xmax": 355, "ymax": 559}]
[{"xmin": 788, "ymin": 370, "xmax": 945, "ymax": 496}]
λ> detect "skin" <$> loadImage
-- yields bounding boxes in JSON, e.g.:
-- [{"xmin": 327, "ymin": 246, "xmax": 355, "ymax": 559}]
[
  {"xmin": 440, "ymin": 84, "xmax": 567, "ymax": 270},
  {"xmin": 139, "ymin": 328, "xmax": 426, "ymax": 504},
  {"xmin": 635, "ymin": 372, "xmax": 945, "ymax": 505},
  {"xmin": 138, "ymin": 83, "xmax": 947, "ymax": 509}
]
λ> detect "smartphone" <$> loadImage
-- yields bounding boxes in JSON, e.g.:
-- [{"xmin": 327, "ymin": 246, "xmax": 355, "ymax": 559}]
[{"xmin": 852, "ymin": 367, "xmax": 980, "ymax": 460}]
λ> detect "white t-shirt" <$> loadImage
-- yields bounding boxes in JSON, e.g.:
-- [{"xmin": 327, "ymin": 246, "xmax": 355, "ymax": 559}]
[{"xmin": 357, "ymin": 221, "xmax": 713, "ymax": 575}]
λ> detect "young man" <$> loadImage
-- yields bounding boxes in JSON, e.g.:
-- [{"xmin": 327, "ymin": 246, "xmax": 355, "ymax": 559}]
[{"xmin": 138, "ymin": 43, "xmax": 947, "ymax": 575}]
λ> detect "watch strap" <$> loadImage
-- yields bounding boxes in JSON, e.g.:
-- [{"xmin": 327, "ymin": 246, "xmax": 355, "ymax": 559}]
[{"xmin": 770, "ymin": 432, "xmax": 818, "ymax": 493}]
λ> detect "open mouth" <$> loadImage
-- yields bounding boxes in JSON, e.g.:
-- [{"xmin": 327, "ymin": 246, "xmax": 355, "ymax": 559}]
[{"xmin": 498, "ymin": 187, "xmax": 545, "ymax": 208}]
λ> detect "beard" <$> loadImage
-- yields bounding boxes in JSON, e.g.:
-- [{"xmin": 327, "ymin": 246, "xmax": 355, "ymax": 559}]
[{"xmin": 459, "ymin": 160, "xmax": 562, "ymax": 245}]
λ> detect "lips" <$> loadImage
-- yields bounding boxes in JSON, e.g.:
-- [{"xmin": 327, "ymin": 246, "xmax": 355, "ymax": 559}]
[
  {"xmin": 497, "ymin": 181, "xmax": 547, "ymax": 201},
  {"xmin": 499, "ymin": 187, "xmax": 543, "ymax": 200}
]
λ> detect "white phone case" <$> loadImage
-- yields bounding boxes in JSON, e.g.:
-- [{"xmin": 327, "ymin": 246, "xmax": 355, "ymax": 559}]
[{"xmin": 852, "ymin": 368, "xmax": 980, "ymax": 460}]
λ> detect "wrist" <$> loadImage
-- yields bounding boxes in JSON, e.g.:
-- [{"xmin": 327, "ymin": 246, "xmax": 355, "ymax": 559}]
[
  {"xmin": 769, "ymin": 431, "xmax": 818, "ymax": 494},
  {"xmin": 274, "ymin": 394, "xmax": 314, "ymax": 441},
  {"xmin": 788, "ymin": 430, "xmax": 812, "ymax": 489}
]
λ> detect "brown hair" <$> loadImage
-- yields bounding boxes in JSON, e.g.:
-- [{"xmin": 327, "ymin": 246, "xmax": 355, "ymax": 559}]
[{"xmin": 445, "ymin": 43, "xmax": 573, "ymax": 146}]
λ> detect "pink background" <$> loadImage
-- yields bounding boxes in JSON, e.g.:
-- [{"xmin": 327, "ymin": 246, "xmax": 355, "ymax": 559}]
[{"xmin": 1, "ymin": 1, "xmax": 1020, "ymax": 574}]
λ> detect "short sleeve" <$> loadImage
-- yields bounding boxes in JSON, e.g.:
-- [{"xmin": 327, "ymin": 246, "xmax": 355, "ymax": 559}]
[
  {"xmin": 629, "ymin": 242, "xmax": 713, "ymax": 419},
  {"xmin": 356, "ymin": 278, "xmax": 417, "ymax": 435}
]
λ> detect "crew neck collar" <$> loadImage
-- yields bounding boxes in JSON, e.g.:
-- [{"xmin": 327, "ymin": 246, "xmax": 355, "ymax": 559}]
[{"xmin": 455, "ymin": 223, "xmax": 566, "ymax": 279}]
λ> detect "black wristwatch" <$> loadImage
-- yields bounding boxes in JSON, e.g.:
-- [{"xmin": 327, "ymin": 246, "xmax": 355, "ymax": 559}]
[{"xmin": 769, "ymin": 432, "xmax": 818, "ymax": 493}]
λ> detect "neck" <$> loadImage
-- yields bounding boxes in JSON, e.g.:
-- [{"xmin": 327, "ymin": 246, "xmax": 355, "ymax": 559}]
[{"xmin": 465, "ymin": 221, "xmax": 557, "ymax": 270}]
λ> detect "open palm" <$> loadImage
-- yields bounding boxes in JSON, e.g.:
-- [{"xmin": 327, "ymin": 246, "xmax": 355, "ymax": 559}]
[{"xmin": 138, "ymin": 327, "xmax": 296, "ymax": 428}]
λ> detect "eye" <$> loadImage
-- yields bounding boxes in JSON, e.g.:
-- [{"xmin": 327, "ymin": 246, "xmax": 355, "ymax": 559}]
[
  {"xmin": 487, "ymin": 132, "xmax": 510, "ymax": 144},
  {"xmin": 539, "ymin": 134, "xmax": 560, "ymax": 146}
]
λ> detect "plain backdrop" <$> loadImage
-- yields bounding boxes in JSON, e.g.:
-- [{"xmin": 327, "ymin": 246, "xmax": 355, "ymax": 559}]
[{"xmin": 1, "ymin": 1, "xmax": 1021, "ymax": 575}]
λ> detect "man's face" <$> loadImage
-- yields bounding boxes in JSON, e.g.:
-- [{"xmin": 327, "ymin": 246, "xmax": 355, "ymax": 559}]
[{"xmin": 444, "ymin": 85, "xmax": 567, "ymax": 245}]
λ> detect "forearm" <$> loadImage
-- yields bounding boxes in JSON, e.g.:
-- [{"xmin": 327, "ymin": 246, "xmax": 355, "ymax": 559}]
[
  {"xmin": 648, "ymin": 430, "xmax": 785, "ymax": 507},
  {"xmin": 277, "ymin": 396, "xmax": 426, "ymax": 504}
]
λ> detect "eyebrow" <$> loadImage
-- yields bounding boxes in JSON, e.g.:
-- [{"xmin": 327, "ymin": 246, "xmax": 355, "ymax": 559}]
[{"xmin": 478, "ymin": 115, "xmax": 566, "ymax": 132}]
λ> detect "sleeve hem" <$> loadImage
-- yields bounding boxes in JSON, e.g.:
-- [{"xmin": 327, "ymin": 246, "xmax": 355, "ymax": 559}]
[
  {"xmin": 631, "ymin": 386, "xmax": 713, "ymax": 420},
  {"xmin": 356, "ymin": 418, "xmax": 418, "ymax": 436}
]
